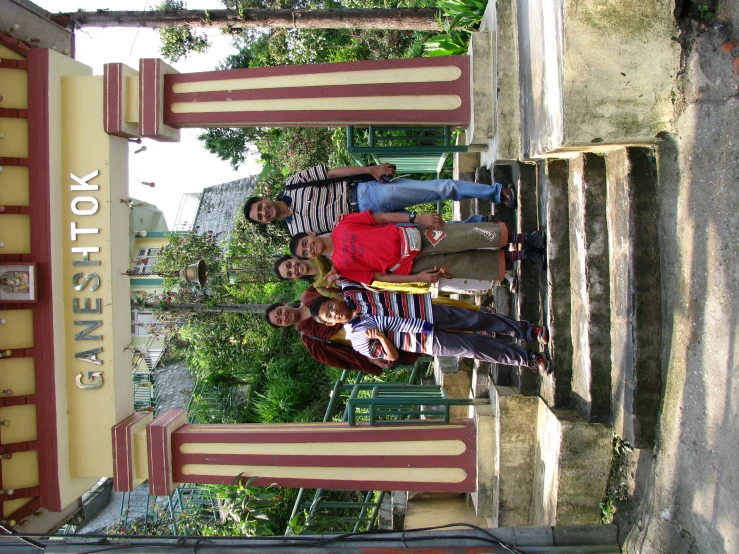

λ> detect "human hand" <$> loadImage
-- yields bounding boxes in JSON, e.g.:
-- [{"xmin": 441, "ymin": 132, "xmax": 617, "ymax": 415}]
[
  {"xmin": 369, "ymin": 358, "xmax": 393, "ymax": 368},
  {"xmin": 369, "ymin": 163, "xmax": 396, "ymax": 183},
  {"xmin": 325, "ymin": 267, "xmax": 340, "ymax": 286},
  {"xmin": 415, "ymin": 267, "xmax": 443, "ymax": 283},
  {"xmin": 365, "ymin": 327, "xmax": 385, "ymax": 340},
  {"xmin": 416, "ymin": 213, "xmax": 444, "ymax": 228}
]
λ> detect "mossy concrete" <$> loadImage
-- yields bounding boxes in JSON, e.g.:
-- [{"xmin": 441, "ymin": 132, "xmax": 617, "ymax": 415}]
[{"xmin": 531, "ymin": 399, "xmax": 612, "ymax": 526}]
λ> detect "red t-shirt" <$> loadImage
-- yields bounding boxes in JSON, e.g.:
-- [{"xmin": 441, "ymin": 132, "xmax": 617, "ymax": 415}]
[{"xmin": 331, "ymin": 211, "xmax": 416, "ymax": 284}]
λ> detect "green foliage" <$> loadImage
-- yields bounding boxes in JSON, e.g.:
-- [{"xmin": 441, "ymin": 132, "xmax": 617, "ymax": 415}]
[
  {"xmin": 424, "ymin": 0, "xmax": 488, "ymax": 57},
  {"xmin": 600, "ymin": 435, "xmax": 633, "ymax": 523},
  {"xmin": 156, "ymin": 230, "xmax": 225, "ymax": 291},
  {"xmin": 156, "ymin": 0, "xmax": 211, "ymax": 62}
]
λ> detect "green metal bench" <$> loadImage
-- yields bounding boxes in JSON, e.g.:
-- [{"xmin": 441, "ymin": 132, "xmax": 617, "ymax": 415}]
[{"xmin": 346, "ymin": 126, "xmax": 467, "ymax": 178}]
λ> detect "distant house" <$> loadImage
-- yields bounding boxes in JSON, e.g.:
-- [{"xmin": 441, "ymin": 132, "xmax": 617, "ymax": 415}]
[{"xmin": 192, "ymin": 178, "xmax": 256, "ymax": 236}]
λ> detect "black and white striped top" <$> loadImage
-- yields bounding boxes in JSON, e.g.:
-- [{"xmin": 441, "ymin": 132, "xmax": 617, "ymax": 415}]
[{"xmin": 281, "ymin": 164, "xmax": 352, "ymax": 236}]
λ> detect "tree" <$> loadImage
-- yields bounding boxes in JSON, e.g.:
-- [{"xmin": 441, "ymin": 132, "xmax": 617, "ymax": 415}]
[{"xmin": 56, "ymin": 7, "xmax": 440, "ymax": 31}]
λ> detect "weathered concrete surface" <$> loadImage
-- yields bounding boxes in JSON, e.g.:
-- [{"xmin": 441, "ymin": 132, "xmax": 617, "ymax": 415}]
[
  {"xmin": 518, "ymin": 0, "xmax": 680, "ymax": 157},
  {"xmin": 618, "ymin": 9, "xmax": 739, "ymax": 552},
  {"xmin": 405, "ymin": 496, "xmax": 489, "ymax": 530},
  {"xmin": 490, "ymin": 386, "xmax": 539, "ymax": 526},
  {"xmin": 541, "ymin": 159, "xmax": 573, "ymax": 407},
  {"xmin": 471, "ymin": 403, "xmax": 499, "ymax": 523},
  {"xmin": 478, "ymin": 0, "xmax": 522, "ymax": 163},
  {"xmin": 466, "ymin": 32, "xmax": 495, "ymax": 146},
  {"xmin": 606, "ymin": 147, "xmax": 662, "ymax": 448},
  {"xmin": 568, "ymin": 154, "xmax": 612, "ymax": 422},
  {"xmin": 531, "ymin": 400, "xmax": 611, "ymax": 526}
]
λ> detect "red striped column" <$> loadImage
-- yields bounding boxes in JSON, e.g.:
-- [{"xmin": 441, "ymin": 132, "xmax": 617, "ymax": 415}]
[
  {"xmin": 161, "ymin": 56, "xmax": 471, "ymax": 128},
  {"xmin": 113, "ymin": 409, "xmax": 477, "ymax": 495}
]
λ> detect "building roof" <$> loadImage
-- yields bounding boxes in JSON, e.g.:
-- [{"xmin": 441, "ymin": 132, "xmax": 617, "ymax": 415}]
[{"xmin": 192, "ymin": 177, "xmax": 255, "ymax": 237}]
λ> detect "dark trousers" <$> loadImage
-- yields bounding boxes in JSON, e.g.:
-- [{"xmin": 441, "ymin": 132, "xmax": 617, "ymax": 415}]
[{"xmin": 430, "ymin": 304, "xmax": 534, "ymax": 366}]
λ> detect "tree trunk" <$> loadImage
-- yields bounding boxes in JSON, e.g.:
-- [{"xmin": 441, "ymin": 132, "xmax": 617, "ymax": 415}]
[
  {"xmin": 58, "ymin": 8, "xmax": 440, "ymax": 31},
  {"xmin": 142, "ymin": 301, "xmax": 270, "ymax": 314}
]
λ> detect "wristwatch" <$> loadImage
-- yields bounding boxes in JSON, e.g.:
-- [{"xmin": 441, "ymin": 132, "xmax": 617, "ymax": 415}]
[{"xmin": 409, "ymin": 212, "xmax": 416, "ymax": 224}]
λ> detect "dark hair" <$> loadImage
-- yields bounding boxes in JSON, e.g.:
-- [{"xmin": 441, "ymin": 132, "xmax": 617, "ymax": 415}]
[
  {"xmin": 273, "ymin": 255, "xmax": 292, "ymax": 281},
  {"xmin": 290, "ymin": 232, "xmax": 309, "ymax": 259},
  {"xmin": 310, "ymin": 295, "xmax": 332, "ymax": 322},
  {"xmin": 244, "ymin": 196, "xmax": 264, "ymax": 224},
  {"xmin": 264, "ymin": 302, "xmax": 284, "ymax": 328}
]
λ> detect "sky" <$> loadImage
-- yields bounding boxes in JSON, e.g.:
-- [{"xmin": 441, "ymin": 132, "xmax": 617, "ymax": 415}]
[{"xmin": 37, "ymin": 0, "xmax": 262, "ymax": 228}]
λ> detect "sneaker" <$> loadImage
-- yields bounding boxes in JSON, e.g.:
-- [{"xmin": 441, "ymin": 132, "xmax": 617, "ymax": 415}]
[
  {"xmin": 528, "ymin": 352, "xmax": 551, "ymax": 376},
  {"xmin": 524, "ymin": 249, "xmax": 546, "ymax": 271},
  {"xmin": 532, "ymin": 325, "xmax": 549, "ymax": 344},
  {"xmin": 524, "ymin": 230, "xmax": 546, "ymax": 249},
  {"xmin": 500, "ymin": 185, "xmax": 517, "ymax": 209}
]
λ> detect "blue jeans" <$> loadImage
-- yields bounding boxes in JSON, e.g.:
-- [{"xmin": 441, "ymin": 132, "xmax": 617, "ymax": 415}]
[{"xmin": 356, "ymin": 178, "xmax": 503, "ymax": 213}]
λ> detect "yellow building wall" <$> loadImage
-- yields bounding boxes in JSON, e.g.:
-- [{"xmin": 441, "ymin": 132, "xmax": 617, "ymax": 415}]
[
  {"xmin": 2, "ymin": 451, "xmax": 39, "ymax": 518},
  {"xmin": 0, "ymin": 310, "xmax": 34, "ymax": 350},
  {"xmin": 0, "ymin": 68, "xmax": 28, "ymax": 109},
  {"xmin": 0, "ymin": 166, "xmax": 30, "ymax": 206},
  {"xmin": 0, "ymin": 358, "xmax": 35, "ymax": 396},
  {"xmin": 0, "ymin": 118, "xmax": 29, "ymax": 158},
  {"xmin": 0, "ymin": 45, "xmax": 24, "ymax": 61},
  {"xmin": 0, "ymin": 214, "xmax": 31, "ymax": 253},
  {"xmin": 0, "ymin": 405, "xmax": 37, "ymax": 444}
]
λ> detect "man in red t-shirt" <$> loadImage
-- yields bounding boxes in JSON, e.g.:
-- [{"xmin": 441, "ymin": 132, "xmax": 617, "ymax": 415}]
[
  {"xmin": 289, "ymin": 211, "xmax": 544, "ymax": 286},
  {"xmin": 265, "ymin": 286, "xmax": 419, "ymax": 375}
]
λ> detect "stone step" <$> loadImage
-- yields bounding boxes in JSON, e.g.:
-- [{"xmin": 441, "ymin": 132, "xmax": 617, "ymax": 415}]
[
  {"xmin": 530, "ymin": 399, "xmax": 612, "ymax": 526},
  {"xmin": 540, "ymin": 158, "xmax": 574, "ymax": 408},
  {"xmin": 605, "ymin": 147, "xmax": 662, "ymax": 448},
  {"xmin": 568, "ymin": 153, "xmax": 613, "ymax": 423},
  {"xmin": 489, "ymin": 385, "xmax": 539, "ymax": 526}
]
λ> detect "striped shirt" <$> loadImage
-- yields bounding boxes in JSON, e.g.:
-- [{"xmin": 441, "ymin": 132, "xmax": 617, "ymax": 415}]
[
  {"xmin": 338, "ymin": 279, "xmax": 434, "ymax": 357},
  {"xmin": 281, "ymin": 164, "xmax": 352, "ymax": 236},
  {"xmin": 345, "ymin": 315, "xmax": 434, "ymax": 359}
]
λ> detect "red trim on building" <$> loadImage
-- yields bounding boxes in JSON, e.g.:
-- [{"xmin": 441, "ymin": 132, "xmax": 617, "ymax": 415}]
[
  {"xmin": 0, "ymin": 108, "xmax": 28, "ymax": 118},
  {"xmin": 138, "ymin": 59, "xmax": 178, "ymax": 142},
  {"xmin": 103, "ymin": 63, "xmax": 137, "ymax": 139},
  {"xmin": 170, "ymin": 420, "xmax": 477, "ymax": 493},
  {"xmin": 0, "ymin": 32, "xmax": 31, "ymax": 57},
  {"xmin": 167, "ymin": 56, "xmax": 469, "ymax": 84},
  {"xmin": 0, "ymin": 440, "xmax": 38, "ymax": 455},
  {"xmin": 0, "ymin": 59, "xmax": 28, "ymax": 70},
  {"xmin": 2, "ymin": 496, "xmax": 41, "ymax": 523},
  {"xmin": 0, "ymin": 394, "xmax": 35, "ymax": 408},
  {"xmin": 163, "ymin": 56, "xmax": 471, "ymax": 128},
  {"xmin": 146, "ymin": 409, "xmax": 187, "ymax": 496},
  {"xmin": 111, "ymin": 412, "xmax": 150, "ymax": 493},
  {"xmin": 26, "ymin": 47, "xmax": 61, "ymax": 513},
  {"xmin": 0, "ymin": 157, "xmax": 29, "ymax": 166},
  {"xmin": 0, "ymin": 487, "xmax": 40, "ymax": 502}
]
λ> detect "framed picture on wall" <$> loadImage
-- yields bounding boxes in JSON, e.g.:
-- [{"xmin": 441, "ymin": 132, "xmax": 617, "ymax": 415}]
[{"xmin": 0, "ymin": 262, "xmax": 37, "ymax": 303}]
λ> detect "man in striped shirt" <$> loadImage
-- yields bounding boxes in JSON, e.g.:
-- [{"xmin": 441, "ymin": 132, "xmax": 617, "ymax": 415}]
[
  {"xmin": 310, "ymin": 280, "xmax": 552, "ymax": 375},
  {"xmin": 244, "ymin": 163, "xmax": 516, "ymax": 236}
]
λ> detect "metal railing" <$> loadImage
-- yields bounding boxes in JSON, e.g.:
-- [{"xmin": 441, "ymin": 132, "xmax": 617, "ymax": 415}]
[{"xmin": 286, "ymin": 357, "xmax": 431, "ymax": 534}]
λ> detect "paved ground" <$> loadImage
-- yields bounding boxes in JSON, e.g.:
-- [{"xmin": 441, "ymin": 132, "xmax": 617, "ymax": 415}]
[{"xmin": 618, "ymin": 5, "xmax": 739, "ymax": 553}]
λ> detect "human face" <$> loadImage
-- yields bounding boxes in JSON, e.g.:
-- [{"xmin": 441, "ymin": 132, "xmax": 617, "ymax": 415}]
[
  {"xmin": 277, "ymin": 257, "xmax": 314, "ymax": 280},
  {"xmin": 296, "ymin": 234, "xmax": 324, "ymax": 259},
  {"xmin": 318, "ymin": 300, "xmax": 353, "ymax": 325},
  {"xmin": 249, "ymin": 197, "xmax": 281, "ymax": 223},
  {"xmin": 267, "ymin": 305, "xmax": 300, "ymax": 327}
]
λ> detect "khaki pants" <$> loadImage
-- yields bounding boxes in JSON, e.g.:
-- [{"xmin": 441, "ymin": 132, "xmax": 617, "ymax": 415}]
[{"xmin": 411, "ymin": 222, "xmax": 508, "ymax": 282}]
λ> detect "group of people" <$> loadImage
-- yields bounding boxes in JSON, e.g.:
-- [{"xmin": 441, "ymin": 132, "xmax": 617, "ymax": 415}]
[{"xmin": 245, "ymin": 162, "xmax": 552, "ymax": 376}]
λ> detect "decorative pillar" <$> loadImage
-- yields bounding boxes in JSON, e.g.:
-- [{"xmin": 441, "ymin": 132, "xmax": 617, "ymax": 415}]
[
  {"xmin": 104, "ymin": 56, "xmax": 471, "ymax": 141},
  {"xmin": 113, "ymin": 409, "xmax": 477, "ymax": 496}
]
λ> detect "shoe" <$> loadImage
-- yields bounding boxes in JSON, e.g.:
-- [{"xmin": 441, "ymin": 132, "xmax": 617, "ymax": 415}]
[
  {"xmin": 523, "ymin": 248, "xmax": 545, "ymax": 271},
  {"xmin": 500, "ymin": 185, "xmax": 517, "ymax": 209},
  {"xmin": 528, "ymin": 352, "xmax": 551, "ymax": 376},
  {"xmin": 524, "ymin": 230, "xmax": 546, "ymax": 249},
  {"xmin": 507, "ymin": 276, "xmax": 519, "ymax": 294},
  {"xmin": 532, "ymin": 325, "xmax": 549, "ymax": 345}
]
